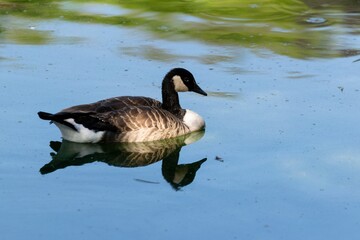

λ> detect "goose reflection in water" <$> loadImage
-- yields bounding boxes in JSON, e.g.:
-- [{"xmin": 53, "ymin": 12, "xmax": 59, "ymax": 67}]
[{"xmin": 40, "ymin": 131, "xmax": 207, "ymax": 190}]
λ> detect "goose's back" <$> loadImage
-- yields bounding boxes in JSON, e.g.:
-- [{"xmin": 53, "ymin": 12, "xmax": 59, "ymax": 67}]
[{"xmin": 61, "ymin": 96, "xmax": 162, "ymax": 114}]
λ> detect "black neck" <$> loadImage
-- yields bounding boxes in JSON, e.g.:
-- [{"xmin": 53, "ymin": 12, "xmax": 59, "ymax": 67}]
[{"xmin": 161, "ymin": 77, "xmax": 184, "ymax": 119}]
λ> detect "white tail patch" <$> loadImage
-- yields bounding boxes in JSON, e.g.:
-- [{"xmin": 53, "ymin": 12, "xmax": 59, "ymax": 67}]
[{"xmin": 54, "ymin": 118, "xmax": 105, "ymax": 143}]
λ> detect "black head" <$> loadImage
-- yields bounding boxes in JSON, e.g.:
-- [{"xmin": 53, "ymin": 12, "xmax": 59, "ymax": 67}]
[{"xmin": 165, "ymin": 68, "xmax": 207, "ymax": 96}]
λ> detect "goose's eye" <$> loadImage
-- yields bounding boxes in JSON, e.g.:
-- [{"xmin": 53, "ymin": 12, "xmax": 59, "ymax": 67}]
[{"xmin": 183, "ymin": 78, "xmax": 190, "ymax": 83}]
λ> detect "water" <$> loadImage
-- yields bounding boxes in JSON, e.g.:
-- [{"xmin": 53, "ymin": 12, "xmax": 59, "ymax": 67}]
[{"xmin": 1, "ymin": 1, "xmax": 360, "ymax": 239}]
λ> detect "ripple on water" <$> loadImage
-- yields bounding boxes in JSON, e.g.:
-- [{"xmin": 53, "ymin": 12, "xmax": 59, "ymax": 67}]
[{"xmin": 305, "ymin": 16, "xmax": 327, "ymax": 24}]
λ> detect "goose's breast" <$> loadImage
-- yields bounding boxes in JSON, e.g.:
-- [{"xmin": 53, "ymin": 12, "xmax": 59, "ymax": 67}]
[{"xmin": 182, "ymin": 109, "xmax": 205, "ymax": 132}]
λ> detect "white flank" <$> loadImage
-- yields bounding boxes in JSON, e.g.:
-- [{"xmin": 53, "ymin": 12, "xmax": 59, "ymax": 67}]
[
  {"xmin": 54, "ymin": 118, "xmax": 105, "ymax": 143},
  {"xmin": 119, "ymin": 128, "xmax": 169, "ymax": 142},
  {"xmin": 183, "ymin": 109, "xmax": 205, "ymax": 132}
]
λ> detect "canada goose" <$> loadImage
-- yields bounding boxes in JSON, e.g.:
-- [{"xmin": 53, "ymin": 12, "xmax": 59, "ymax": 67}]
[{"xmin": 38, "ymin": 68, "xmax": 207, "ymax": 143}]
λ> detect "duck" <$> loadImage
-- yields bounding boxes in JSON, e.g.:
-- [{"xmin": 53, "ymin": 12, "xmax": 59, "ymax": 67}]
[{"xmin": 38, "ymin": 68, "xmax": 207, "ymax": 143}]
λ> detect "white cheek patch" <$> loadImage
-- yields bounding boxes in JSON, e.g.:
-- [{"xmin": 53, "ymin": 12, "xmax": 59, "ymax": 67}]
[{"xmin": 173, "ymin": 75, "xmax": 189, "ymax": 92}]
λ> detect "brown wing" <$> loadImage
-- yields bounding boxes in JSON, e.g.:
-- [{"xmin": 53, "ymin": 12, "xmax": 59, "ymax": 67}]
[
  {"xmin": 100, "ymin": 106, "xmax": 187, "ymax": 131},
  {"xmin": 61, "ymin": 96, "xmax": 162, "ymax": 114},
  {"xmin": 98, "ymin": 106, "xmax": 191, "ymax": 142}
]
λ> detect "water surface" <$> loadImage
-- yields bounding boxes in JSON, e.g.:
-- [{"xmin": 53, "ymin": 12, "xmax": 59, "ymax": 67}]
[{"xmin": 1, "ymin": 1, "xmax": 360, "ymax": 239}]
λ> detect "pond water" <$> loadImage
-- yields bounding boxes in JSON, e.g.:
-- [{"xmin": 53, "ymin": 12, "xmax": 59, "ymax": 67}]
[{"xmin": 1, "ymin": 0, "xmax": 360, "ymax": 239}]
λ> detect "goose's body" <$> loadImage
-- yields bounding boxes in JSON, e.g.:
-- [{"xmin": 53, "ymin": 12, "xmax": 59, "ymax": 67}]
[{"xmin": 38, "ymin": 68, "xmax": 207, "ymax": 143}]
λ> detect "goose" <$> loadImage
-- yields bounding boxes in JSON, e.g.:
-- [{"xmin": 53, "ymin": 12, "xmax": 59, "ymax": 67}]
[{"xmin": 38, "ymin": 68, "xmax": 207, "ymax": 143}]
